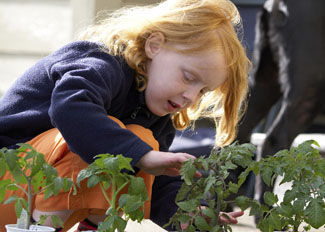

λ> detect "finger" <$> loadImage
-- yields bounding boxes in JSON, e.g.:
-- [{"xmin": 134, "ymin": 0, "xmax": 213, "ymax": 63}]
[
  {"xmin": 228, "ymin": 211, "xmax": 244, "ymax": 218},
  {"xmin": 220, "ymin": 212, "xmax": 239, "ymax": 224},
  {"xmin": 162, "ymin": 168, "xmax": 181, "ymax": 177},
  {"xmin": 180, "ymin": 153, "xmax": 197, "ymax": 160},
  {"xmin": 194, "ymin": 171, "xmax": 202, "ymax": 178}
]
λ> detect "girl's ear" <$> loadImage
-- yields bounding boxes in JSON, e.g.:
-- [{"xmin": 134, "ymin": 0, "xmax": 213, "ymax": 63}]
[{"xmin": 145, "ymin": 32, "xmax": 165, "ymax": 59}]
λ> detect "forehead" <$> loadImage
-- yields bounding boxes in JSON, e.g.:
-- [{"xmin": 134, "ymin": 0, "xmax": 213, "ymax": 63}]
[{"xmin": 183, "ymin": 49, "xmax": 228, "ymax": 87}]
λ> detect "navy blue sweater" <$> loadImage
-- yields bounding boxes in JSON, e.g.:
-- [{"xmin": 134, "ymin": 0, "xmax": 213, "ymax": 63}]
[
  {"xmin": 0, "ymin": 41, "xmax": 183, "ymax": 228},
  {"xmin": 0, "ymin": 41, "xmax": 175, "ymax": 165}
]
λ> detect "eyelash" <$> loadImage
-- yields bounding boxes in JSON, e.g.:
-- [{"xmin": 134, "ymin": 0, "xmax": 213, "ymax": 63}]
[{"xmin": 183, "ymin": 74, "xmax": 193, "ymax": 83}]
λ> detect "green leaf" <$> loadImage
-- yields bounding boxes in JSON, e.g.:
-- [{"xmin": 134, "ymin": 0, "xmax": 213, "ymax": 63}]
[
  {"xmin": 76, "ymin": 169, "xmax": 91, "ymax": 187},
  {"xmin": 267, "ymin": 211, "xmax": 282, "ymax": 230},
  {"xmin": 4, "ymin": 195, "xmax": 19, "ymax": 204},
  {"xmin": 62, "ymin": 178, "xmax": 73, "ymax": 192},
  {"xmin": 283, "ymin": 189, "xmax": 296, "ymax": 204},
  {"xmin": 53, "ymin": 177, "xmax": 63, "ymax": 195},
  {"xmin": 175, "ymin": 183, "xmax": 191, "ymax": 202},
  {"xmin": 257, "ymin": 218, "xmax": 272, "ymax": 232},
  {"xmin": 116, "ymin": 154, "xmax": 134, "ymax": 172},
  {"xmin": 43, "ymin": 164, "xmax": 58, "ymax": 181},
  {"xmin": 129, "ymin": 208, "xmax": 145, "ymax": 222},
  {"xmin": 121, "ymin": 195, "xmax": 142, "ymax": 213},
  {"xmin": 202, "ymin": 207, "xmax": 216, "ymax": 220},
  {"xmin": 87, "ymin": 174, "xmax": 101, "ymax": 188},
  {"xmin": 104, "ymin": 156, "xmax": 120, "ymax": 175},
  {"xmin": 264, "ymin": 192, "xmax": 278, "ymax": 206},
  {"xmin": 180, "ymin": 159, "xmax": 196, "ymax": 185},
  {"xmin": 194, "ymin": 215, "xmax": 211, "ymax": 231},
  {"xmin": 15, "ymin": 199, "xmax": 23, "ymax": 219},
  {"xmin": 261, "ymin": 166, "xmax": 274, "ymax": 186},
  {"xmin": 186, "ymin": 224, "xmax": 196, "ymax": 232},
  {"xmin": 31, "ymin": 171, "xmax": 43, "ymax": 193},
  {"xmin": 292, "ymin": 198, "xmax": 305, "ymax": 212},
  {"xmin": 249, "ymin": 200, "xmax": 264, "ymax": 216},
  {"xmin": 0, "ymin": 160, "xmax": 7, "ymax": 177},
  {"xmin": 128, "ymin": 177, "xmax": 147, "ymax": 200},
  {"xmin": 305, "ymin": 198, "xmax": 325, "ymax": 229},
  {"xmin": 277, "ymin": 202, "xmax": 293, "ymax": 217},
  {"xmin": 176, "ymin": 214, "xmax": 192, "ymax": 224},
  {"xmin": 176, "ymin": 199, "xmax": 198, "ymax": 213},
  {"xmin": 51, "ymin": 215, "xmax": 64, "ymax": 228},
  {"xmin": 235, "ymin": 196, "xmax": 251, "ymax": 211},
  {"xmin": 228, "ymin": 181, "xmax": 239, "ymax": 194},
  {"xmin": 99, "ymin": 215, "xmax": 127, "ymax": 232}
]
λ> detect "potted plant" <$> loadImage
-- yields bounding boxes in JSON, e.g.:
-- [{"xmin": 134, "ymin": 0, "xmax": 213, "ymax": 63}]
[
  {"xmin": 238, "ymin": 140, "xmax": 325, "ymax": 232},
  {"xmin": 77, "ymin": 153, "xmax": 149, "ymax": 232},
  {"xmin": 165, "ymin": 142, "xmax": 257, "ymax": 232},
  {"xmin": 0, "ymin": 143, "xmax": 74, "ymax": 232}
]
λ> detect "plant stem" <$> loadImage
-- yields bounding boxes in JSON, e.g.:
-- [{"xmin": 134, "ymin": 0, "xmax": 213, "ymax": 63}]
[
  {"xmin": 111, "ymin": 175, "xmax": 116, "ymax": 210},
  {"xmin": 99, "ymin": 182, "xmax": 112, "ymax": 206},
  {"xmin": 27, "ymin": 177, "xmax": 32, "ymax": 229}
]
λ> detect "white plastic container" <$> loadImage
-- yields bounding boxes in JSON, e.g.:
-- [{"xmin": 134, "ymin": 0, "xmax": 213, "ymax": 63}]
[{"xmin": 5, "ymin": 224, "xmax": 55, "ymax": 232}]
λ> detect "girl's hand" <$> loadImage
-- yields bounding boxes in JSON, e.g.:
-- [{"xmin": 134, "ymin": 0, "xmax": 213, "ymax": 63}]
[
  {"xmin": 135, "ymin": 150, "xmax": 202, "ymax": 177},
  {"xmin": 219, "ymin": 211, "xmax": 244, "ymax": 224},
  {"xmin": 180, "ymin": 209, "xmax": 244, "ymax": 230}
]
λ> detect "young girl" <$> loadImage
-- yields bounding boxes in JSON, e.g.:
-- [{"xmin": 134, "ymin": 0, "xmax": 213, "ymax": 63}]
[{"xmin": 0, "ymin": 0, "xmax": 250, "ymax": 231}]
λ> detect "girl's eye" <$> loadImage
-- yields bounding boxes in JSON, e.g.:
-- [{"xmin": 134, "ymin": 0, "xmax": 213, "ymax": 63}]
[{"xmin": 183, "ymin": 72, "xmax": 194, "ymax": 83}]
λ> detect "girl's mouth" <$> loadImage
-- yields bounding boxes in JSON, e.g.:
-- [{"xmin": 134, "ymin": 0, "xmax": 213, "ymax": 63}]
[{"xmin": 168, "ymin": 100, "xmax": 180, "ymax": 111}]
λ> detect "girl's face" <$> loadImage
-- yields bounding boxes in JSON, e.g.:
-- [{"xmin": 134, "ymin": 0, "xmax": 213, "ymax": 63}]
[{"xmin": 144, "ymin": 33, "xmax": 228, "ymax": 117}]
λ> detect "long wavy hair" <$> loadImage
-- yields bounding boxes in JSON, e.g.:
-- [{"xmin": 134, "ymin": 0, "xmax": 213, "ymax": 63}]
[{"xmin": 79, "ymin": 0, "xmax": 251, "ymax": 147}]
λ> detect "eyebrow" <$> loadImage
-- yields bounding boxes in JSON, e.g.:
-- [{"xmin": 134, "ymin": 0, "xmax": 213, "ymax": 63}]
[{"xmin": 186, "ymin": 67, "xmax": 215, "ymax": 91}]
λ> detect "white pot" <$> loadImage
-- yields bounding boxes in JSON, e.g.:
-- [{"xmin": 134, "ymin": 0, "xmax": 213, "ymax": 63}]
[{"xmin": 5, "ymin": 224, "xmax": 55, "ymax": 232}]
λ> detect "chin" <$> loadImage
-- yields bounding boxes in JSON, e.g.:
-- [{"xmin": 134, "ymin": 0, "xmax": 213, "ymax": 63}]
[{"xmin": 147, "ymin": 105, "xmax": 166, "ymax": 117}]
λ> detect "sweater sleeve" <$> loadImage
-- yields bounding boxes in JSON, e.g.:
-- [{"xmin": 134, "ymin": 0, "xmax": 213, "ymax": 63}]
[{"xmin": 48, "ymin": 50, "xmax": 152, "ymax": 166}]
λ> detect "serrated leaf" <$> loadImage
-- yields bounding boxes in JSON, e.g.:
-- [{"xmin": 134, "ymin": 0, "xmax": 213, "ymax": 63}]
[
  {"xmin": 202, "ymin": 207, "xmax": 216, "ymax": 220},
  {"xmin": 305, "ymin": 198, "xmax": 325, "ymax": 229},
  {"xmin": 0, "ymin": 161, "xmax": 7, "ymax": 177},
  {"xmin": 116, "ymin": 154, "xmax": 134, "ymax": 172},
  {"xmin": 180, "ymin": 159, "xmax": 196, "ymax": 185},
  {"xmin": 115, "ymin": 215, "xmax": 128, "ymax": 232},
  {"xmin": 104, "ymin": 156, "xmax": 120, "ymax": 175},
  {"xmin": 236, "ymin": 196, "xmax": 252, "ymax": 211},
  {"xmin": 15, "ymin": 199, "xmax": 23, "ymax": 219},
  {"xmin": 277, "ymin": 202, "xmax": 293, "ymax": 217},
  {"xmin": 87, "ymin": 175, "xmax": 100, "ymax": 188},
  {"xmin": 194, "ymin": 215, "xmax": 211, "ymax": 231},
  {"xmin": 123, "ymin": 195, "xmax": 142, "ymax": 213},
  {"xmin": 128, "ymin": 208, "xmax": 144, "ymax": 222},
  {"xmin": 261, "ymin": 166, "xmax": 273, "ymax": 186},
  {"xmin": 176, "ymin": 214, "xmax": 192, "ymax": 223},
  {"xmin": 4, "ymin": 149, "xmax": 19, "ymax": 170},
  {"xmin": 283, "ymin": 189, "xmax": 296, "ymax": 203},
  {"xmin": 76, "ymin": 168, "xmax": 95, "ymax": 186},
  {"xmin": 53, "ymin": 177, "xmax": 63, "ymax": 195},
  {"xmin": 128, "ymin": 177, "xmax": 147, "ymax": 200},
  {"xmin": 228, "ymin": 181, "xmax": 239, "ymax": 194},
  {"xmin": 292, "ymin": 198, "xmax": 305, "ymax": 212},
  {"xmin": 51, "ymin": 215, "xmax": 64, "ymax": 228},
  {"xmin": 177, "ymin": 199, "xmax": 198, "ymax": 213},
  {"xmin": 267, "ymin": 211, "xmax": 282, "ymax": 230},
  {"xmin": 264, "ymin": 192, "xmax": 278, "ymax": 206},
  {"xmin": 176, "ymin": 183, "xmax": 191, "ymax": 202},
  {"xmin": 186, "ymin": 224, "xmax": 196, "ymax": 232}
]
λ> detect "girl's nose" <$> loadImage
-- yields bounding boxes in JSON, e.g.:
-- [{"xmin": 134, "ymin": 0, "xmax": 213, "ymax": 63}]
[{"xmin": 182, "ymin": 86, "xmax": 201, "ymax": 105}]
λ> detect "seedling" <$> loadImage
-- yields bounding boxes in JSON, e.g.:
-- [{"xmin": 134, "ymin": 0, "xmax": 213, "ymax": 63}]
[
  {"xmin": 166, "ymin": 142, "xmax": 256, "ymax": 232},
  {"xmin": 238, "ymin": 140, "xmax": 325, "ymax": 232},
  {"xmin": 0, "ymin": 143, "xmax": 74, "ymax": 230},
  {"xmin": 77, "ymin": 153, "xmax": 148, "ymax": 232}
]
